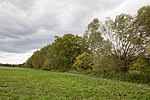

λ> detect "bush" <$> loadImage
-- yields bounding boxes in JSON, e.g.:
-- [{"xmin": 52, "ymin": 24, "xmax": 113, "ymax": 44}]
[
  {"xmin": 72, "ymin": 52, "xmax": 94, "ymax": 71},
  {"xmin": 132, "ymin": 57, "xmax": 150, "ymax": 72},
  {"xmin": 121, "ymin": 71, "xmax": 150, "ymax": 84}
]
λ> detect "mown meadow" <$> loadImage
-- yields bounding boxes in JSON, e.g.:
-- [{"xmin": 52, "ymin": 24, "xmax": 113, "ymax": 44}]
[{"xmin": 0, "ymin": 67, "xmax": 150, "ymax": 100}]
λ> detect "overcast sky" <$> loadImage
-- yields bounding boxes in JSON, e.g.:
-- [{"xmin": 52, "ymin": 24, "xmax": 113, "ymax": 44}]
[{"xmin": 0, "ymin": 0, "xmax": 150, "ymax": 64}]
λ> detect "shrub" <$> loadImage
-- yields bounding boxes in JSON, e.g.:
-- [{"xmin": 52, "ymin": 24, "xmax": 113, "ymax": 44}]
[
  {"xmin": 132, "ymin": 57, "xmax": 150, "ymax": 72},
  {"xmin": 72, "ymin": 52, "xmax": 94, "ymax": 71}
]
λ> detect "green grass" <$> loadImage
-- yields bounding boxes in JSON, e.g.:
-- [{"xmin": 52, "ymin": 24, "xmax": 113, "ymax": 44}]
[{"xmin": 0, "ymin": 67, "xmax": 150, "ymax": 100}]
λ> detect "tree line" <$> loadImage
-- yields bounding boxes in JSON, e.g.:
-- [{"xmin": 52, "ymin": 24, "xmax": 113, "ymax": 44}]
[{"xmin": 24, "ymin": 6, "xmax": 150, "ymax": 81}]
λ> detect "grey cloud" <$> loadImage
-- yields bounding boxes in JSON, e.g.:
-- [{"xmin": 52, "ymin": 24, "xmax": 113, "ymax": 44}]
[
  {"xmin": 0, "ymin": 0, "xmax": 148, "ymax": 55},
  {"xmin": 72, "ymin": 0, "xmax": 124, "ymax": 11},
  {"xmin": 4, "ymin": 0, "xmax": 37, "ymax": 10},
  {"xmin": 0, "ymin": 30, "xmax": 54, "ymax": 53},
  {"xmin": 54, "ymin": 0, "xmax": 125, "ymax": 34}
]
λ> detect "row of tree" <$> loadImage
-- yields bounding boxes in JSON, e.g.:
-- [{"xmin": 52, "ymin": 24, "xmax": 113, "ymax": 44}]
[
  {"xmin": 24, "ymin": 6, "xmax": 150, "ymax": 74},
  {"xmin": 24, "ymin": 34, "xmax": 91, "ymax": 71},
  {"xmin": 0, "ymin": 63, "xmax": 23, "ymax": 67}
]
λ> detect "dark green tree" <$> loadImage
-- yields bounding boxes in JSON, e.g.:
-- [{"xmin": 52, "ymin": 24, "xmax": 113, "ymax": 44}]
[
  {"xmin": 24, "ymin": 45, "xmax": 50, "ymax": 69},
  {"xmin": 45, "ymin": 34, "xmax": 88, "ymax": 71},
  {"xmin": 131, "ymin": 6, "xmax": 150, "ymax": 73},
  {"xmin": 136, "ymin": 5, "xmax": 150, "ymax": 36}
]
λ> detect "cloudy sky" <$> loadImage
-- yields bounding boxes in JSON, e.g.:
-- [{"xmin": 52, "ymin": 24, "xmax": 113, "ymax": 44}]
[{"xmin": 0, "ymin": 0, "xmax": 150, "ymax": 64}]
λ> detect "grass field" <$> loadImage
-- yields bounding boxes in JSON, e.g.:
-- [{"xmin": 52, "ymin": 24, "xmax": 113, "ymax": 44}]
[{"xmin": 0, "ymin": 67, "xmax": 150, "ymax": 100}]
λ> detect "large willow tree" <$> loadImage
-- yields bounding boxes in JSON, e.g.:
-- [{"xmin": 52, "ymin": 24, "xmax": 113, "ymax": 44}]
[{"xmin": 84, "ymin": 6, "xmax": 149, "ymax": 73}]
